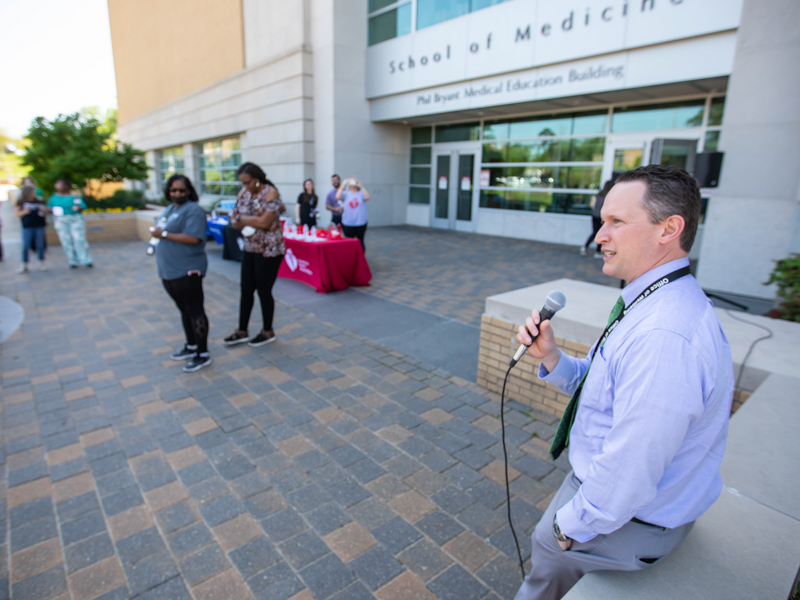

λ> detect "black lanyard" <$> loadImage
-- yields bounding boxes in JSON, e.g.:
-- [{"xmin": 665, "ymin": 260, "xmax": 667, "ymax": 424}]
[{"xmin": 594, "ymin": 265, "xmax": 692, "ymax": 353}]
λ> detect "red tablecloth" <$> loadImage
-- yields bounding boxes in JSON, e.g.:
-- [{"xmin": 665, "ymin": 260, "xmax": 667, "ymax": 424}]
[{"xmin": 278, "ymin": 237, "xmax": 372, "ymax": 293}]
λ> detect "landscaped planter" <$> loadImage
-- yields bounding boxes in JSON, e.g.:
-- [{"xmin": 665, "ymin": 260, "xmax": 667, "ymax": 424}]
[{"xmin": 45, "ymin": 211, "xmax": 139, "ymax": 245}]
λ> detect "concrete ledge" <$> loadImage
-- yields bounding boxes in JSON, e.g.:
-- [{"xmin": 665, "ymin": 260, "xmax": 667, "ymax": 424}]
[
  {"xmin": 564, "ymin": 487, "xmax": 800, "ymax": 600},
  {"xmin": 45, "ymin": 212, "xmax": 140, "ymax": 245},
  {"xmin": 0, "ymin": 296, "xmax": 24, "ymax": 344},
  {"xmin": 720, "ymin": 373, "xmax": 800, "ymax": 520}
]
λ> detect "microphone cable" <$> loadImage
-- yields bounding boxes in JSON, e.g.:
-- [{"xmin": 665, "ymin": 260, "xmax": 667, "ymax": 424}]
[
  {"xmin": 724, "ymin": 309, "xmax": 773, "ymax": 399},
  {"xmin": 500, "ymin": 362, "xmax": 526, "ymax": 582}
]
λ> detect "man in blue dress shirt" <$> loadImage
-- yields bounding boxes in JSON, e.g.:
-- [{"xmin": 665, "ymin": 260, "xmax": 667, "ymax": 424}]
[{"xmin": 513, "ymin": 165, "xmax": 734, "ymax": 600}]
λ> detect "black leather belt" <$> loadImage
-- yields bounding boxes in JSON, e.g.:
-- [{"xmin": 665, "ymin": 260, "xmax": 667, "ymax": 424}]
[{"xmin": 631, "ymin": 517, "xmax": 666, "ymax": 530}]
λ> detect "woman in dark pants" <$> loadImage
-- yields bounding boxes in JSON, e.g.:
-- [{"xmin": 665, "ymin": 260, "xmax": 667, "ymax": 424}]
[
  {"xmin": 152, "ymin": 175, "xmax": 212, "ymax": 373},
  {"xmin": 296, "ymin": 178, "xmax": 318, "ymax": 229},
  {"xmin": 223, "ymin": 162, "xmax": 286, "ymax": 347}
]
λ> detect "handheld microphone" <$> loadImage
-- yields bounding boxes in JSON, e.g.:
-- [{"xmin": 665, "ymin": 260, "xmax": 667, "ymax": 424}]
[{"xmin": 509, "ymin": 290, "xmax": 566, "ymax": 367}]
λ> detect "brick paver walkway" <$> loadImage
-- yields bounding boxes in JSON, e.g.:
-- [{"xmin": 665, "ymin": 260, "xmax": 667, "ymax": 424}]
[
  {"xmin": 363, "ymin": 226, "xmax": 614, "ymax": 327},
  {"xmin": 0, "ymin": 232, "xmax": 582, "ymax": 600}
]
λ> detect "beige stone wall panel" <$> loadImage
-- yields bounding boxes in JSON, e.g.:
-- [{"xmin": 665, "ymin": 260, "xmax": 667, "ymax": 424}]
[{"xmin": 109, "ymin": 0, "xmax": 245, "ymax": 123}]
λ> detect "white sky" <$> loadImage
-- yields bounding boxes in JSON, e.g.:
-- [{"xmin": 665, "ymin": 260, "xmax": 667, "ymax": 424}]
[{"xmin": 0, "ymin": 0, "xmax": 118, "ymax": 138}]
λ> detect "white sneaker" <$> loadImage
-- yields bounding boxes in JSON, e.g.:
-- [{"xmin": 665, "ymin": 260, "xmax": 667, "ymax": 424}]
[
  {"xmin": 17, "ymin": 265, "xmax": 28, "ymax": 274},
  {"xmin": 38, "ymin": 263, "xmax": 48, "ymax": 271},
  {"xmin": 579, "ymin": 247, "xmax": 586, "ymax": 256}
]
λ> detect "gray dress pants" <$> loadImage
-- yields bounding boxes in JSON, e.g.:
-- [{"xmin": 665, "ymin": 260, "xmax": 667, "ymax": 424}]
[{"xmin": 513, "ymin": 472, "xmax": 694, "ymax": 600}]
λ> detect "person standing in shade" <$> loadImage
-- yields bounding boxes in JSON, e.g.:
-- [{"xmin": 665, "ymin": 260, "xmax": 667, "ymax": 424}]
[
  {"xmin": 336, "ymin": 176, "xmax": 370, "ymax": 251},
  {"xmin": 152, "ymin": 175, "xmax": 212, "ymax": 373},
  {"xmin": 325, "ymin": 174, "xmax": 343, "ymax": 226},
  {"xmin": 14, "ymin": 185, "xmax": 48, "ymax": 273},
  {"xmin": 223, "ymin": 162, "xmax": 286, "ymax": 348},
  {"xmin": 296, "ymin": 178, "xmax": 318, "ymax": 229},
  {"xmin": 513, "ymin": 165, "xmax": 733, "ymax": 600},
  {"xmin": 47, "ymin": 179, "xmax": 93, "ymax": 269},
  {"xmin": 581, "ymin": 180, "xmax": 613, "ymax": 257}
]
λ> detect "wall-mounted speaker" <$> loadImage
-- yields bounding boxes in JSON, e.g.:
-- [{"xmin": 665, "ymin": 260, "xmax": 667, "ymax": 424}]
[{"xmin": 695, "ymin": 152, "xmax": 724, "ymax": 188}]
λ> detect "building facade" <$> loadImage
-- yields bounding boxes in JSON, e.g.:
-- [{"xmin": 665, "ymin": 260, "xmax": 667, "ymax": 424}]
[{"xmin": 109, "ymin": 0, "xmax": 800, "ymax": 300}]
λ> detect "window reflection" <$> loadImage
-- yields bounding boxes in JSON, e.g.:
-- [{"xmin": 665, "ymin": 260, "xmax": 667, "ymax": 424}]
[
  {"xmin": 417, "ymin": 0, "xmax": 507, "ymax": 29},
  {"xmin": 612, "ymin": 101, "xmax": 705, "ymax": 133},
  {"xmin": 369, "ymin": 3, "xmax": 411, "ymax": 45}
]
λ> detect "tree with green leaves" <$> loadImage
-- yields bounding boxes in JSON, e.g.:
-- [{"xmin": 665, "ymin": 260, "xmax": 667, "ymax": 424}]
[{"xmin": 22, "ymin": 111, "xmax": 147, "ymax": 196}]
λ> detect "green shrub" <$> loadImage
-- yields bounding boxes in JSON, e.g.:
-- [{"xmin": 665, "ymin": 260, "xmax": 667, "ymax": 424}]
[
  {"xmin": 765, "ymin": 254, "xmax": 800, "ymax": 322},
  {"xmin": 84, "ymin": 189, "xmax": 146, "ymax": 211}
]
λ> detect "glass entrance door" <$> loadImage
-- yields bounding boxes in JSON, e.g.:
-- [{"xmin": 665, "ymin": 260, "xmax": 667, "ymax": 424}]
[
  {"xmin": 432, "ymin": 146, "xmax": 479, "ymax": 231},
  {"xmin": 603, "ymin": 136, "xmax": 699, "ymax": 183}
]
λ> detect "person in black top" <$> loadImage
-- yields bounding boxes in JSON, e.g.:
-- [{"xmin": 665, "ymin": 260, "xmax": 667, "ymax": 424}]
[
  {"xmin": 14, "ymin": 185, "xmax": 48, "ymax": 273},
  {"xmin": 581, "ymin": 180, "xmax": 614, "ymax": 257},
  {"xmin": 296, "ymin": 179, "xmax": 318, "ymax": 228}
]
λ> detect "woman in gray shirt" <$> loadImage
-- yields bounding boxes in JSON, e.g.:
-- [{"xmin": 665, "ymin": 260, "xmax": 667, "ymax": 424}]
[{"xmin": 152, "ymin": 175, "xmax": 212, "ymax": 373}]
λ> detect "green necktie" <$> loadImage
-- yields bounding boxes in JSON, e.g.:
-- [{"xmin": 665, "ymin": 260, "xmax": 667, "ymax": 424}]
[{"xmin": 550, "ymin": 296, "xmax": 625, "ymax": 460}]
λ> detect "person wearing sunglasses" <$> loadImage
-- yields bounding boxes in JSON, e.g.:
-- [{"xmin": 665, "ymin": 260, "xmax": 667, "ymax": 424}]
[{"xmin": 151, "ymin": 175, "xmax": 212, "ymax": 373}]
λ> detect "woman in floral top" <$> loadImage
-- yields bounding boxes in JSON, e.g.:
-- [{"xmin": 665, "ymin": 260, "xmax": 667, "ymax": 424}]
[{"xmin": 224, "ymin": 163, "xmax": 286, "ymax": 347}]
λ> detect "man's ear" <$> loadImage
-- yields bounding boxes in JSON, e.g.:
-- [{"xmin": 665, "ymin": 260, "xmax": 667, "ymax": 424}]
[{"xmin": 659, "ymin": 215, "xmax": 685, "ymax": 245}]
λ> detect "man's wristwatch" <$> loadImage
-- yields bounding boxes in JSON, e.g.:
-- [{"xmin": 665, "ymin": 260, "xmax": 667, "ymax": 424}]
[
  {"xmin": 161, "ymin": 230, "xmax": 169, "ymax": 239},
  {"xmin": 553, "ymin": 515, "xmax": 570, "ymax": 543}
]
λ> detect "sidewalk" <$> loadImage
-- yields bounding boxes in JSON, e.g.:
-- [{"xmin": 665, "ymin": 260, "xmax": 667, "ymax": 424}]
[{"xmin": 0, "ymin": 234, "xmax": 575, "ymax": 600}]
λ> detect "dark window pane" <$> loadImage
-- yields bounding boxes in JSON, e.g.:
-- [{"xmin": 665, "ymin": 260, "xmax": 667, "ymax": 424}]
[
  {"xmin": 410, "ymin": 167, "xmax": 431, "ymax": 184},
  {"xmin": 612, "ymin": 100, "xmax": 705, "ymax": 133},
  {"xmin": 436, "ymin": 155, "xmax": 450, "ymax": 219},
  {"xmin": 369, "ymin": 0, "xmax": 395, "ymax": 13},
  {"xmin": 409, "ymin": 186, "xmax": 430, "ymax": 204},
  {"xmin": 418, "ymin": 0, "xmax": 469, "ymax": 29},
  {"xmin": 482, "ymin": 143, "xmax": 506, "ymax": 163},
  {"xmin": 411, "ymin": 127, "xmax": 432, "ymax": 144},
  {"xmin": 410, "ymin": 147, "xmax": 432, "ymax": 165},
  {"xmin": 368, "ymin": 4, "xmax": 411, "ymax": 46},
  {"xmin": 708, "ymin": 97, "xmax": 725, "ymax": 126},
  {"xmin": 435, "ymin": 122, "xmax": 480, "ymax": 143},
  {"xmin": 457, "ymin": 154, "xmax": 473, "ymax": 221},
  {"xmin": 704, "ymin": 131, "xmax": 720, "ymax": 152}
]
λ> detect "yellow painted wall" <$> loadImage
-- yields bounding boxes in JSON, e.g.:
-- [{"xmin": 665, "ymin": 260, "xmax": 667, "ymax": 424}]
[{"xmin": 108, "ymin": 0, "xmax": 244, "ymax": 124}]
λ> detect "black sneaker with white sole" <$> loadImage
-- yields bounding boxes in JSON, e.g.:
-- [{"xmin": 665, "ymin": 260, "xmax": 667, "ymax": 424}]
[
  {"xmin": 170, "ymin": 345, "xmax": 197, "ymax": 361},
  {"xmin": 223, "ymin": 331, "xmax": 250, "ymax": 345},
  {"xmin": 248, "ymin": 330, "xmax": 276, "ymax": 347},
  {"xmin": 183, "ymin": 354, "xmax": 212, "ymax": 372}
]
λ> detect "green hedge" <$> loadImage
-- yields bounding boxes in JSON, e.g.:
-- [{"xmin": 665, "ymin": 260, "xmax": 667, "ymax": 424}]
[{"xmin": 84, "ymin": 189, "xmax": 146, "ymax": 210}]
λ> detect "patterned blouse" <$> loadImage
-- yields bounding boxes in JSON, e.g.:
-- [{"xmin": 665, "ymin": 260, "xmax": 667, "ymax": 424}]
[{"xmin": 235, "ymin": 184, "xmax": 286, "ymax": 257}]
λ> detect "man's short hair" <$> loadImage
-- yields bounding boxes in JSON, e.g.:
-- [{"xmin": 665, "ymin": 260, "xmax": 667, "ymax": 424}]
[
  {"xmin": 331, "ymin": 174, "xmax": 340, "ymax": 179},
  {"xmin": 615, "ymin": 165, "xmax": 701, "ymax": 252}
]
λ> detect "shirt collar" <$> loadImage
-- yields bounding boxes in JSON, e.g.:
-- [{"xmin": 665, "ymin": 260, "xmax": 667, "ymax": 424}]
[{"xmin": 621, "ymin": 257, "xmax": 691, "ymax": 307}]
